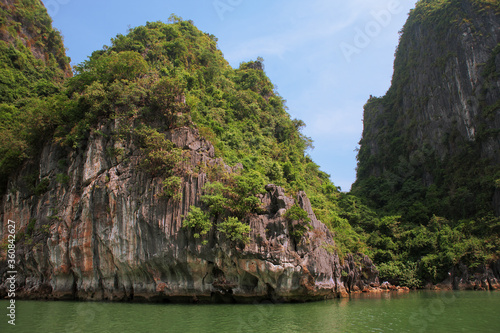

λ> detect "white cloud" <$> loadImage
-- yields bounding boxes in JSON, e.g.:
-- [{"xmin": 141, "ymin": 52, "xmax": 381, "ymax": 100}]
[{"xmin": 221, "ymin": 3, "xmax": 360, "ymax": 64}]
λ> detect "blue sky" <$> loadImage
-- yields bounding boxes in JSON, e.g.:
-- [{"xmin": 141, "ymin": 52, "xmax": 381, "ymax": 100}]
[{"xmin": 48, "ymin": 0, "xmax": 416, "ymax": 191}]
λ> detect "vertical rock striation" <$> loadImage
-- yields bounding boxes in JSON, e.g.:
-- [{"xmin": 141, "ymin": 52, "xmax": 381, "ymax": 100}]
[
  {"xmin": 0, "ymin": 123, "xmax": 379, "ymax": 302},
  {"xmin": 353, "ymin": 0, "xmax": 500, "ymax": 289},
  {"xmin": 354, "ymin": 0, "xmax": 500, "ymax": 216}
]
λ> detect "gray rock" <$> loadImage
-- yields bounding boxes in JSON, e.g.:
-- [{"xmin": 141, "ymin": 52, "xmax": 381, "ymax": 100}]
[{"xmin": 0, "ymin": 125, "xmax": 377, "ymax": 302}]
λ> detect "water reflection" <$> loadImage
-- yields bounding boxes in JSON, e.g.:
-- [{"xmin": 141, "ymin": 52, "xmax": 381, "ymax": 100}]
[{"xmin": 0, "ymin": 291, "xmax": 499, "ymax": 333}]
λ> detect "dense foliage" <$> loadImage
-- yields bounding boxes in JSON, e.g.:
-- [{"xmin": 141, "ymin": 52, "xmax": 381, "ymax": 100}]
[
  {"xmin": 352, "ymin": 0, "xmax": 500, "ymax": 286},
  {"xmin": 182, "ymin": 206, "xmax": 211, "ymax": 244},
  {"xmin": 0, "ymin": 0, "xmax": 71, "ymax": 192}
]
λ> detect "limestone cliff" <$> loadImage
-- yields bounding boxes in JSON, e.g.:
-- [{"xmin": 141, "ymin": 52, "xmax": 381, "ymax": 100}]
[
  {"xmin": 352, "ymin": 0, "xmax": 500, "ymax": 289},
  {"xmin": 354, "ymin": 0, "xmax": 500, "ymax": 218},
  {"xmin": 0, "ymin": 121, "xmax": 379, "ymax": 302}
]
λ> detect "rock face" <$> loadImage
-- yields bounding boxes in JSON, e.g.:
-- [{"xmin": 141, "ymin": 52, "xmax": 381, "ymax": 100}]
[
  {"xmin": 354, "ymin": 0, "xmax": 500, "ymax": 217},
  {"xmin": 450, "ymin": 260, "xmax": 500, "ymax": 291},
  {"xmin": 352, "ymin": 0, "xmax": 500, "ymax": 290},
  {"xmin": 0, "ymin": 122, "xmax": 378, "ymax": 302},
  {"xmin": 433, "ymin": 260, "xmax": 500, "ymax": 291},
  {"xmin": 361, "ymin": 0, "xmax": 500, "ymax": 169}
]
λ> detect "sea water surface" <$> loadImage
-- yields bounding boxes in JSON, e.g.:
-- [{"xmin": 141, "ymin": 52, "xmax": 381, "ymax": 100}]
[{"xmin": 1, "ymin": 291, "xmax": 499, "ymax": 332}]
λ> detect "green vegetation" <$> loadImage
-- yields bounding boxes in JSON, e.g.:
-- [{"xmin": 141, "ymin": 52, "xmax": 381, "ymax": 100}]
[
  {"xmin": 352, "ymin": 0, "xmax": 500, "ymax": 286},
  {"xmin": 201, "ymin": 171, "xmax": 265, "ymax": 218},
  {"xmin": 284, "ymin": 204, "xmax": 312, "ymax": 241},
  {"xmin": 182, "ymin": 204, "xmax": 251, "ymax": 245},
  {"xmin": 3, "ymin": 0, "xmax": 497, "ymax": 290},
  {"xmin": 217, "ymin": 216, "xmax": 250, "ymax": 244},
  {"xmin": 33, "ymin": 177, "xmax": 50, "ymax": 195},
  {"xmin": 0, "ymin": 5, "xmax": 364, "ymax": 256},
  {"xmin": 135, "ymin": 126, "xmax": 186, "ymax": 199},
  {"xmin": 0, "ymin": 0, "xmax": 71, "ymax": 192},
  {"xmin": 182, "ymin": 206, "xmax": 211, "ymax": 244}
]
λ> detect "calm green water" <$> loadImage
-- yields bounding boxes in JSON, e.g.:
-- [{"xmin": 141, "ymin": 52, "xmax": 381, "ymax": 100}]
[{"xmin": 0, "ymin": 291, "xmax": 499, "ymax": 332}]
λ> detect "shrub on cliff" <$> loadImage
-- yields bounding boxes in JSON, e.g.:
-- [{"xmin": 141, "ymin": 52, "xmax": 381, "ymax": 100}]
[
  {"xmin": 201, "ymin": 170, "xmax": 265, "ymax": 220},
  {"xmin": 217, "ymin": 216, "xmax": 250, "ymax": 244},
  {"xmin": 183, "ymin": 206, "xmax": 212, "ymax": 244},
  {"xmin": 284, "ymin": 204, "xmax": 312, "ymax": 241},
  {"xmin": 135, "ymin": 126, "xmax": 185, "ymax": 177}
]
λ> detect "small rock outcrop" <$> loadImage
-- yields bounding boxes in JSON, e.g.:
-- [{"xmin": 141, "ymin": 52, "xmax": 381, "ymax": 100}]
[
  {"xmin": 431, "ymin": 260, "xmax": 500, "ymax": 291},
  {"xmin": 341, "ymin": 254, "xmax": 380, "ymax": 293}
]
